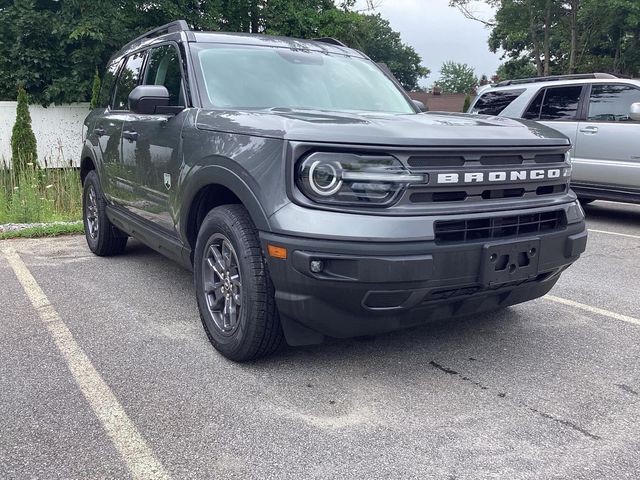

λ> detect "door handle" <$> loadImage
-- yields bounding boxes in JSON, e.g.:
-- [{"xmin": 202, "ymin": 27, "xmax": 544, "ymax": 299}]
[
  {"xmin": 93, "ymin": 127, "xmax": 106, "ymax": 137},
  {"xmin": 579, "ymin": 126, "xmax": 598, "ymax": 134},
  {"xmin": 122, "ymin": 130, "xmax": 138, "ymax": 142}
]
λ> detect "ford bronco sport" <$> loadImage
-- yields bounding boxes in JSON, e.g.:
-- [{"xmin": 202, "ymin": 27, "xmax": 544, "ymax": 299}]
[{"xmin": 80, "ymin": 21, "xmax": 587, "ymax": 361}]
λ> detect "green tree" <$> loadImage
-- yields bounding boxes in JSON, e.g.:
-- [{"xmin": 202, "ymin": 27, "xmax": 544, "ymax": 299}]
[
  {"xmin": 496, "ymin": 57, "xmax": 538, "ymax": 80},
  {"xmin": 344, "ymin": 13, "xmax": 430, "ymax": 91},
  {"xmin": 438, "ymin": 61, "xmax": 477, "ymax": 94},
  {"xmin": 0, "ymin": 1, "xmax": 430, "ymax": 103},
  {"xmin": 451, "ymin": 0, "xmax": 640, "ymax": 77},
  {"xmin": 11, "ymin": 86, "xmax": 38, "ymax": 175}
]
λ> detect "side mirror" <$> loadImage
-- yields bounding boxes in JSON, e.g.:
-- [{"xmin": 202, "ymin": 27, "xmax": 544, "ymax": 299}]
[
  {"xmin": 412, "ymin": 100, "xmax": 427, "ymax": 112},
  {"xmin": 129, "ymin": 85, "xmax": 170, "ymax": 114},
  {"xmin": 630, "ymin": 102, "xmax": 640, "ymax": 121}
]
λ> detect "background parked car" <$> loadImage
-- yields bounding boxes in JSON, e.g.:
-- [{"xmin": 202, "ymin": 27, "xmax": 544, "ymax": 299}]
[{"xmin": 469, "ymin": 74, "xmax": 640, "ymax": 205}]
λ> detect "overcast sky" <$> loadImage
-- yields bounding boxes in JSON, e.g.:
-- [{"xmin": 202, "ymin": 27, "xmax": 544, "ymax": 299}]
[{"xmin": 355, "ymin": 0, "xmax": 502, "ymax": 86}]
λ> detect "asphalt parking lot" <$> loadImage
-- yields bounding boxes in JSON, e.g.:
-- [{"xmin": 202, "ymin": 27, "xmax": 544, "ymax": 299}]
[{"xmin": 1, "ymin": 200, "xmax": 639, "ymax": 480}]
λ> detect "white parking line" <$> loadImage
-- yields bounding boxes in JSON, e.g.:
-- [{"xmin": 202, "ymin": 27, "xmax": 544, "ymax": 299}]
[
  {"xmin": 588, "ymin": 229, "xmax": 640, "ymax": 240},
  {"xmin": 546, "ymin": 294, "xmax": 640, "ymax": 327},
  {"xmin": 1, "ymin": 247, "xmax": 170, "ymax": 480}
]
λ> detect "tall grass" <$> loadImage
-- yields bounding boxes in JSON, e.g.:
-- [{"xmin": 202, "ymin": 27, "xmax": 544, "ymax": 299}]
[{"xmin": 0, "ymin": 160, "xmax": 82, "ymax": 224}]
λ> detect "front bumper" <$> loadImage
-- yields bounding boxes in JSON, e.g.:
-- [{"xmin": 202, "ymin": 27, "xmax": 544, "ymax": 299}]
[{"xmin": 261, "ymin": 202, "xmax": 587, "ymax": 345}]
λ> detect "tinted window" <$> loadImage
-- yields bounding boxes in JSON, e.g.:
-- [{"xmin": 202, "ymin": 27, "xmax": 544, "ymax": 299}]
[
  {"xmin": 144, "ymin": 45, "xmax": 184, "ymax": 106},
  {"xmin": 471, "ymin": 89, "xmax": 524, "ymax": 115},
  {"xmin": 193, "ymin": 45, "xmax": 414, "ymax": 114},
  {"xmin": 112, "ymin": 52, "xmax": 145, "ymax": 110},
  {"xmin": 523, "ymin": 89, "xmax": 544, "ymax": 119},
  {"xmin": 587, "ymin": 84, "xmax": 640, "ymax": 122},
  {"xmin": 98, "ymin": 59, "xmax": 121, "ymax": 108},
  {"xmin": 539, "ymin": 86, "xmax": 583, "ymax": 120}
]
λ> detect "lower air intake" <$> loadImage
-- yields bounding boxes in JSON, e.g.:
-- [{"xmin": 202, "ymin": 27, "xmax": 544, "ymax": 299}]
[{"xmin": 434, "ymin": 210, "xmax": 566, "ymax": 244}]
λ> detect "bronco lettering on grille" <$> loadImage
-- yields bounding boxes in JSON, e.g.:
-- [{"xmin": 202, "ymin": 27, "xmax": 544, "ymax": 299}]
[{"xmin": 436, "ymin": 168, "xmax": 567, "ymax": 185}]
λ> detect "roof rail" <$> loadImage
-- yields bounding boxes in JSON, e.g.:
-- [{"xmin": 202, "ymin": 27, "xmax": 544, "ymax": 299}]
[
  {"xmin": 312, "ymin": 37, "xmax": 347, "ymax": 47},
  {"xmin": 124, "ymin": 20, "xmax": 190, "ymax": 49},
  {"xmin": 495, "ymin": 73, "xmax": 619, "ymax": 87}
]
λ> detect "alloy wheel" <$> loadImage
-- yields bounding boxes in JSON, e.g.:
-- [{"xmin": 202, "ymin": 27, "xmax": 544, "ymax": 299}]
[
  {"xmin": 86, "ymin": 185, "xmax": 99, "ymax": 239},
  {"xmin": 202, "ymin": 234, "xmax": 243, "ymax": 335}
]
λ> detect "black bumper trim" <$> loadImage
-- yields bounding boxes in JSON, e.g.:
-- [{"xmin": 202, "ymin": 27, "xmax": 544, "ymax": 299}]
[{"xmin": 260, "ymin": 220, "xmax": 587, "ymax": 345}]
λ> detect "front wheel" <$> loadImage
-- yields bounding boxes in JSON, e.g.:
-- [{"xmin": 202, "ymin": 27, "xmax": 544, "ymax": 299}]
[{"xmin": 194, "ymin": 205, "xmax": 284, "ymax": 362}]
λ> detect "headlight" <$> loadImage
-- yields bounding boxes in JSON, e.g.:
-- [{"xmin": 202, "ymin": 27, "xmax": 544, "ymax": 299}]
[{"xmin": 296, "ymin": 152, "xmax": 426, "ymax": 206}]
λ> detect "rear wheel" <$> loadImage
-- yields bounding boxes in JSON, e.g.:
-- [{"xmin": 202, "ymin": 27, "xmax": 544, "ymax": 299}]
[
  {"xmin": 82, "ymin": 170, "xmax": 127, "ymax": 256},
  {"xmin": 194, "ymin": 204, "xmax": 284, "ymax": 361}
]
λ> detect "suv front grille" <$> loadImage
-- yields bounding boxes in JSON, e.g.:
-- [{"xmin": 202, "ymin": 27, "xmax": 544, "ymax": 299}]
[
  {"xmin": 407, "ymin": 152, "xmax": 565, "ymax": 168},
  {"xmin": 396, "ymin": 147, "xmax": 571, "ymax": 210},
  {"xmin": 434, "ymin": 210, "xmax": 566, "ymax": 244}
]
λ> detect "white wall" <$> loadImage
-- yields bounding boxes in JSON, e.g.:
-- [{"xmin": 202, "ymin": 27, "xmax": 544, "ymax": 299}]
[{"xmin": 0, "ymin": 101, "xmax": 90, "ymax": 168}]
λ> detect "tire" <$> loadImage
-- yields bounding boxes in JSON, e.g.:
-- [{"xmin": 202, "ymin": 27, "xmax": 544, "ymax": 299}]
[
  {"xmin": 194, "ymin": 204, "xmax": 284, "ymax": 362},
  {"xmin": 578, "ymin": 197, "xmax": 595, "ymax": 205},
  {"xmin": 82, "ymin": 170, "xmax": 128, "ymax": 256}
]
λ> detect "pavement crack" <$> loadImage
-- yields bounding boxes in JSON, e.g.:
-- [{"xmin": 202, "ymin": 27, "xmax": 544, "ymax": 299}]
[
  {"xmin": 429, "ymin": 361, "xmax": 458, "ymax": 375},
  {"xmin": 525, "ymin": 405, "xmax": 601, "ymax": 440},
  {"xmin": 429, "ymin": 361, "xmax": 488, "ymax": 389},
  {"xmin": 615, "ymin": 383, "xmax": 639, "ymax": 396},
  {"xmin": 429, "ymin": 359, "xmax": 600, "ymax": 440}
]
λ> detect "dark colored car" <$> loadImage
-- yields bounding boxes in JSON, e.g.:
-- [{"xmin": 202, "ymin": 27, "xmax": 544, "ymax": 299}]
[{"xmin": 80, "ymin": 21, "xmax": 587, "ymax": 361}]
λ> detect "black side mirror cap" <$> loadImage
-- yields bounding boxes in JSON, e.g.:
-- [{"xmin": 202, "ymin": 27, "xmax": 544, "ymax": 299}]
[
  {"xmin": 129, "ymin": 85, "xmax": 170, "ymax": 114},
  {"xmin": 412, "ymin": 100, "xmax": 427, "ymax": 112}
]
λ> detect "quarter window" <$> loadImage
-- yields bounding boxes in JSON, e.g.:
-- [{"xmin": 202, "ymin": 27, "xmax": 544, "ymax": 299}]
[
  {"xmin": 471, "ymin": 89, "xmax": 525, "ymax": 115},
  {"xmin": 112, "ymin": 52, "xmax": 145, "ymax": 110},
  {"xmin": 587, "ymin": 84, "xmax": 640, "ymax": 122},
  {"xmin": 144, "ymin": 45, "xmax": 184, "ymax": 106}
]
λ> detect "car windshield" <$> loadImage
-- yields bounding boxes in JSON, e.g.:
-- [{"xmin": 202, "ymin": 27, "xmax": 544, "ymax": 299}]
[{"xmin": 193, "ymin": 44, "xmax": 415, "ymax": 114}]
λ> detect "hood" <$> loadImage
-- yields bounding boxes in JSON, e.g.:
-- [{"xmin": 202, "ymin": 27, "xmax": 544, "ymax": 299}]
[{"xmin": 195, "ymin": 109, "xmax": 570, "ymax": 148}]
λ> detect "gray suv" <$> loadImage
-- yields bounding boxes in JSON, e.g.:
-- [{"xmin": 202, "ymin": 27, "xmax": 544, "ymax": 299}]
[
  {"xmin": 470, "ymin": 74, "xmax": 640, "ymax": 204},
  {"xmin": 80, "ymin": 21, "xmax": 587, "ymax": 361}
]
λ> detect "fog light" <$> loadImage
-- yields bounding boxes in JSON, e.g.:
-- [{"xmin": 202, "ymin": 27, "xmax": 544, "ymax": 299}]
[{"xmin": 310, "ymin": 260, "xmax": 324, "ymax": 273}]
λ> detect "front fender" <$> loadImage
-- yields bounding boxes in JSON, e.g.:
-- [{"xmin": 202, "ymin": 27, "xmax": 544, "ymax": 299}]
[{"xmin": 177, "ymin": 162, "xmax": 274, "ymax": 242}]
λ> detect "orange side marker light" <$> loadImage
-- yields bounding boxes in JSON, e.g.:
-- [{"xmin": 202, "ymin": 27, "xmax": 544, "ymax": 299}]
[{"xmin": 267, "ymin": 244, "xmax": 288, "ymax": 259}]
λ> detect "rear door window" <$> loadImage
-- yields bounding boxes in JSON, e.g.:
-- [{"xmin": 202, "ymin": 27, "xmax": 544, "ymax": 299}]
[
  {"xmin": 524, "ymin": 86, "xmax": 583, "ymax": 120},
  {"xmin": 471, "ymin": 89, "xmax": 525, "ymax": 115},
  {"xmin": 587, "ymin": 84, "xmax": 640, "ymax": 122},
  {"xmin": 523, "ymin": 89, "xmax": 544, "ymax": 119},
  {"xmin": 539, "ymin": 86, "xmax": 583, "ymax": 120}
]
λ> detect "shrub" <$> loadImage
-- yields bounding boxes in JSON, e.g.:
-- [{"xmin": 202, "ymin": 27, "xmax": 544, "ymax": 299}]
[
  {"xmin": 90, "ymin": 67, "xmax": 101, "ymax": 110},
  {"xmin": 10, "ymin": 86, "xmax": 38, "ymax": 175},
  {"xmin": 462, "ymin": 94, "xmax": 471, "ymax": 113}
]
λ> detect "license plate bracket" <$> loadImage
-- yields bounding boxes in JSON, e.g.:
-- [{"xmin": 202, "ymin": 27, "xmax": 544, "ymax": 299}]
[{"xmin": 480, "ymin": 238, "xmax": 541, "ymax": 287}]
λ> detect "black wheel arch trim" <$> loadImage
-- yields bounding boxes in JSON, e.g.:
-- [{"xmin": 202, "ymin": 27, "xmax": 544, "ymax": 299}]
[
  {"xmin": 80, "ymin": 142, "xmax": 100, "ymax": 183},
  {"xmin": 178, "ymin": 164, "xmax": 273, "ymax": 243}
]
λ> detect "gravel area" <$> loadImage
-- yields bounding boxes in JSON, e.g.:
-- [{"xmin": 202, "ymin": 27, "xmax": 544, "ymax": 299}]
[{"xmin": 0, "ymin": 220, "xmax": 82, "ymax": 234}]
